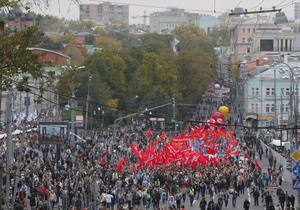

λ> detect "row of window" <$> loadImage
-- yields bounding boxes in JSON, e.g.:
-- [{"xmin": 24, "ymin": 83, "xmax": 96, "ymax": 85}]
[
  {"xmin": 251, "ymin": 87, "xmax": 290, "ymax": 96},
  {"xmin": 242, "ymin": 28, "xmax": 256, "ymax": 33},
  {"xmin": 251, "ymin": 103, "xmax": 289, "ymax": 113}
]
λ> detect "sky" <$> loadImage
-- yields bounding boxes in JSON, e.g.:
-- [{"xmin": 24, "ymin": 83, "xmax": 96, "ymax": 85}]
[{"xmin": 29, "ymin": 0, "xmax": 298, "ymax": 24}]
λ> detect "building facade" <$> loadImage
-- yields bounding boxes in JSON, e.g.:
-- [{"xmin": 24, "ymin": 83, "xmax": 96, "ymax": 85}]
[
  {"xmin": 149, "ymin": 8, "xmax": 199, "ymax": 34},
  {"xmin": 240, "ymin": 55, "xmax": 300, "ymax": 129},
  {"xmin": 79, "ymin": 2, "xmax": 129, "ymax": 25}
]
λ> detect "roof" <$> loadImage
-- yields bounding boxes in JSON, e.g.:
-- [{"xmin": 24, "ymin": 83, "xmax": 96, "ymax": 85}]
[{"xmin": 28, "ymin": 48, "xmax": 71, "ymax": 59}]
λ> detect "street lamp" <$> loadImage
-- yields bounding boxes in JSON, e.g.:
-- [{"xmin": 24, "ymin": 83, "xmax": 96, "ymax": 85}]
[
  {"xmin": 62, "ymin": 65, "xmax": 85, "ymax": 143},
  {"xmin": 85, "ymin": 76, "xmax": 92, "ymax": 137},
  {"xmin": 270, "ymin": 61, "xmax": 300, "ymax": 151}
]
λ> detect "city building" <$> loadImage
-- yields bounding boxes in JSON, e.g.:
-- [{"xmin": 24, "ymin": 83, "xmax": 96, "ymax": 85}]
[
  {"xmin": 295, "ymin": 1, "xmax": 300, "ymax": 21},
  {"xmin": 0, "ymin": 48, "xmax": 70, "ymax": 125},
  {"xmin": 239, "ymin": 54, "xmax": 300, "ymax": 130},
  {"xmin": 149, "ymin": 8, "xmax": 199, "ymax": 34},
  {"xmin": 198, "ymin": 14, "xmax": 220, "ymax": 34},
  {"xmin": 79, "ymin": 2, "xmax": 129, "ymax": 25}
]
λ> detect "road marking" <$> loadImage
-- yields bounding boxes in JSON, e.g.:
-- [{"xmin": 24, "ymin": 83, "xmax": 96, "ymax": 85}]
[{"xmin": 247, "ymin": 188, "xmax": 251, "ymax": 203}]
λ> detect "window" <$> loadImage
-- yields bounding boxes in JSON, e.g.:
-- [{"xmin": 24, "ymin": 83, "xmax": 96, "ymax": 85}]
[
  {"xmin": 253, "ymin": 28, "xmax": 256, "ymax": 33},
  {"xmin": 266, "ymin": 88, "xmax": 271, "ymax": 96},
  {"xmin": 247, "ymin": 47, "xmax": 250, "ymax": 53},
  {"xmin": 271, "ymin": 104, "xmax": 275, "ymax": 112},
  {"xmin": 248, "ymin": 28, "xmax": 250, "ymax": 33},
  {"xmin": 242, "ymin": 38, "xmax": 245, "ymax": 43},
  {"xmin": 255, "ymin": 103, "xmax": 259, "ymax": 113},
  {"xmin": 251, "ymin": 103, "xmax": 255, "ymax": 112},
  {"xmin": 252, "ymin": 88, "xmax": 259, "ymax": 95},
  {"xmin": 242, "ymin": 28, "xmax": 245, "ymax": 33},
  {"xmin": 260, "ymin": 39, "xmax": 274, "ymax": 51},
  {"xmin": 271, "ymin": 88, "xmax": 275, "ymax": 95},
  {"xmin": 266, "ymin": 104, "xmax": 270, "ymax": 113},
  {"xmin": 286, "ymin": 88, "xmax": 290, "ymax": 95}
]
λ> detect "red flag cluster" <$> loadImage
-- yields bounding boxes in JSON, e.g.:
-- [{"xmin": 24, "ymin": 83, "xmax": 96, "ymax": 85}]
[{"xmin": 114, "ymin": 124, "xmax": 244, "ymax": 172}]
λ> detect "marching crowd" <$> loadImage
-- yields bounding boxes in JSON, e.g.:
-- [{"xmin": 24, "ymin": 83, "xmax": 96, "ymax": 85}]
[{"xmin": 0, "ymin": 110, "xmax": 292, "ymax": 210}]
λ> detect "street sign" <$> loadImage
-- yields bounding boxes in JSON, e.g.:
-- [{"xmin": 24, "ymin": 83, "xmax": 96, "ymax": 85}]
[
  {"xmin": 291, "ymin": 150, "xmax": 300, "ymax": 162},
  {"xmin": 293, "ymin": 166, "xmax": 300, "ymax": 176},
  {"xmin": 292, "ymin": 179, "xmax": 300, "ymax": 190}
]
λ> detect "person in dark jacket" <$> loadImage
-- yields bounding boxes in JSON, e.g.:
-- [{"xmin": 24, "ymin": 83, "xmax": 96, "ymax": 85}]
[
  {"xmin": 253, "ymin": 188, "xmax": 260, "ymax": 206},
  {"xmin": 14, "ymin": 200, "xmax": 24, "ymax": 210},
  {"xmin": 199, "ymin": 197, "xmax": 207, "ymax": 210},
  {"xmin": 243, "ymin": 198, "xmax": 250, "ymax": 210},
  {"xmin": 28, "ymin": 194, "xmax": 36, "ymax": 210}
]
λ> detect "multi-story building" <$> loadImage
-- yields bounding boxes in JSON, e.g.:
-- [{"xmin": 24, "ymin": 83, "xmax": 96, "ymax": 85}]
[
  {"xmin": 79, "ymin": 2, "xmax": 129, "ymax": 25},
  {"xmin": 149, "ymin": 8, "xmax": 199, "ymax": 34},
  {"xmin": 198, "ymin": 14, "xmax": 219, "ymax": 34},
  {"xmin": 239, "ymin": 54, "xmax": 300, "ymax": 130},
  {"xmin": 295, "ymin": 1, "xmax": 300, "ymax": 21}
]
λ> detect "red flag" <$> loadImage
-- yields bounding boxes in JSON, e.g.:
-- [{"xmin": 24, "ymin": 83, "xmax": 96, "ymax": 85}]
[
  {"xmin": 116, "ymin": 156, "xmax": 128, "ymax": 172},
  {"xmin": 99, "ymin": 157, "xmax": 106, "ymax": 163},
  {"xmin": 145, "ymin": 129, "xmax": 153, "ymax": 138},
  {"xmin": 255, "ymin": 160, "xmax": 262, "ymax": 171},
  {"xmin": 229, "ymin": 139, "xmax": 239, "ymax": 146}
]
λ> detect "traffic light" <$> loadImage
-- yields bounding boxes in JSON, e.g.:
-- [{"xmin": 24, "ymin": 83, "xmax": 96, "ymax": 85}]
[{"xmin": 171, "ymin": 97, "xmax": 175, "ymax": 107}]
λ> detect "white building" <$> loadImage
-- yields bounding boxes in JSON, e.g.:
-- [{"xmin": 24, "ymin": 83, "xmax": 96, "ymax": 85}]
[{"xmin": 149, "ymin": 8, "xmax": 199, "ymax": 34}]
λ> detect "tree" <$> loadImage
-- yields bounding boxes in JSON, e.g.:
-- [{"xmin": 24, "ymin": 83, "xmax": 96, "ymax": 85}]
[
  {"xmin": 93, "ymin": 36, "xmax": 122, "ymax": 51},
  {"xmin": 172, "ymin": 24, "xmax": 206, "ymax": 41},
  {"xmin": 140, "ymin": 33, "xmax": 174, "ymax": 55},
  {"xmin": 136, "ymin": 52, "xmax": 179, "ymax": 108},
  {"xmin": 207, "ymin": 25, "xmax": 231, "ymax": 47},
  {"xmin": 37, "ymin": 36, "xmax": 64, "ymax": 51},
  {"xmin": 174, "ymin": 49, "xmax": 215, "ymax": 104},
  {"xmin": 0, "ymin": 22, "xmax": 46, "ymax": 93}
]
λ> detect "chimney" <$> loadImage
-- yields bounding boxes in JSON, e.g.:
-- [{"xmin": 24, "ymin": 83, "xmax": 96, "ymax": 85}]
[{"xmin": 256, "ymin": 59, "xmax": 259, "ymax": 66}]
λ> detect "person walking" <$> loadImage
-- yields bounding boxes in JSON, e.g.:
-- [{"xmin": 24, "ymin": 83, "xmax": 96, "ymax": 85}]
[
  {"xmin": 253, "ymin": 188, "xmax": 260, "ymax": 206},
  {"xmin": 188, "ymin": 187, "xmax": 195, "ymax": 206},
  {"xmin": 243, "ymin": 198, "xmax": 250, "ymax": 210},
  {"xmin": 199, "ymin": 197, "xmax": 207, "ymax": 210}
]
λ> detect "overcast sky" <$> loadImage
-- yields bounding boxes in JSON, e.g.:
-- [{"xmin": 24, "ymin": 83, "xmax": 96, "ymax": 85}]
[{"xmin": 30, "ymin": 0, "xmax": 297, "ymax": 24}]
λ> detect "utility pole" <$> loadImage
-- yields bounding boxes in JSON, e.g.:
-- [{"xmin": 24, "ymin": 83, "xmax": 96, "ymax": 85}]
[
  {"xmin": 71, "ymin": 87, "xmax": 75, "ymax": 144},
  {"xmin": 5, "ymin": 91, "xmax": 13, "ymax": 209},
  {"xmin": 172, "ymin": 93, "xmax": 177, "ymax": 133},
  {"xmin": 85, "ymin": 76, "xmax": 91, "ymax": 138}
]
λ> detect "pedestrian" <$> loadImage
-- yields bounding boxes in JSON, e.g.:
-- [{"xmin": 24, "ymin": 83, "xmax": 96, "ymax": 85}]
[
  {"xmin": 243, "ymin": 198, "xmax": 250, "ymax": 210},
  {"xmin": 224, "ymin": 191, "xmax": 229, "ymax": 207},
  {"xmin": 267, "ymin": 203, "xmax": 276, "ymax": 210},
  {"xmin": 230, "ymin": 189, "xmax": 238, "ymax": 208},
  {"xmin": 175, "ymin": 191, "xmax": 182, "ymax": 210},
  {"xmin": 253, "ymin": 188, "xmax": 260, "ymax": 206},
  {"xmin": 188, "ymin": 187, "xmax": 195, "ymax": 206},
  {"xmin": 199, "ymin": 197, "xmax": 207, "ymax": 210},
  {"xmin": 288, "ymin": 194, "xmax": 295, "ymax": 209},
  {"xmin": 279, "ymin": 191, "xmax": 286, "ymax": 210}
]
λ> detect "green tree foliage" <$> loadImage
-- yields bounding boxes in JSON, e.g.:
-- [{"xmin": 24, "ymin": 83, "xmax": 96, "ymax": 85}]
[
  {"xmin": 136, "ymin": 52, "xmax": 178, "ymax": 107},
  {"xmin": 0, "ymin": 21, "xmax": 47, "ymax": 97},
  {"xmin": 207, "ymin": 25, "xmax": 231, "ymax": 47},
  {"xmin": 172, "ymin": 24, "xmax": 206, "ymax": 41},
  {"xmin": 36, "ymin": 14, "xmax": 65, "ymax": 32},
  {"xmin": 174, "ymin": 49, "xmax": 214, "ymax": 104},
  {"xmin": 38, "ymin": 36, "xmax": 64, "ymax": 51},
  {"xmin": 140, "ymin": 33, "xmax": 174, "ymax": 55},
  {"xmin": 67, "ymin": 20, "xmax": 95, "ymax": 32},
  {"xmin": 93, "ymin": 36, "xmax": 122, "ymax": 51}
]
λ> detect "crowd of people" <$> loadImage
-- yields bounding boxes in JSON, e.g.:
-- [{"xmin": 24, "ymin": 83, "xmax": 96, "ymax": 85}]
[{"xmin": 0, "ymin": 79, "xmax": 294, "ymax": 210}]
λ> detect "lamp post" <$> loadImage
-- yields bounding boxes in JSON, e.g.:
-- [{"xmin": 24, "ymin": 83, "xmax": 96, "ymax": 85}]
[
  {"xmin": 85, "ymin": 76, "xmax": 92, "ymax": 138},
  {"xmin": 62, "ymin": 65, "xmax": 85, "ymax": 143},
  {"xmin": 273, "ymin": 69, "xmax": 278, "ymax": 130}
]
